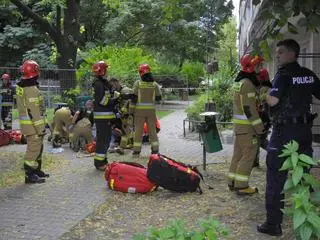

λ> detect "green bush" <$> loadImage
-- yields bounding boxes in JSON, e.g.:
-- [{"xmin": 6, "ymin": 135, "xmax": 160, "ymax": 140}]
[
  {"xmin": 280, "ymin": 141, "xmax": 320, "ymax": 240},
  {"xmin": 77, "ymin": 45, "xmax": 158, "ymax": 87},
  {"xmin": 133, "ymin": 217, "xmax": 228, "ymax": 240},
  {"xmin": 185, "ymin": 79, "xmax": 233, "ymax": 122},
  {"xmin": 180, "ymin": 61, "xmax": 205, "ymax": 87}
]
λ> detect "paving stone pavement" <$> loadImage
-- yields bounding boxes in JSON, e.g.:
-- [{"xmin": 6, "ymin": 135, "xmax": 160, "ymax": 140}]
[{"xmin": 0, "ymin": 100, "xmax": 265, "ymax": 240}]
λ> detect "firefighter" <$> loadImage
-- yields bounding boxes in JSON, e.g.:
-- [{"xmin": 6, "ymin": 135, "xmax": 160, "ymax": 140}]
[
  {"xmin": 0, "ymin": 73, "xmax": 15, "ymax": 130},
  {"xmin": 92, "ymin": 61, "xmax": 120, "ymax": 170},
  {"xmin": 69, "ymin": 100, "xmax": 94, "ymax": 152},
  {"xmin": 16, "ymin": 60, "xmax": 48, "ymax": 184},
  {"xmin": 109, "ymin": 78, "xmax": 135, "ymax": 150},
  {"xmin": 228, "ymin": 54, "xmax": 265, "ymax": 195},
  {"xmin": 253, "ymin": 68, "xmax": 272, "ymax": 167},
  {"xmin": 51, "ymin": 105, "xmax": 73, "ymax": 148},
  {"xmin": 132, "ymin": 64, "xmax": 162, "ymax": 156}
]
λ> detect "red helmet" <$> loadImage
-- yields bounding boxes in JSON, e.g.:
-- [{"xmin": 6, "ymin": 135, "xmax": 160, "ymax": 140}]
[
  {"xmin": 138, "ymin": 64, "xmax": 151, "ymax": 76},
  {"xmin": 21, "ymin": 60, "xmax": 40, "ymax": 79},
  {"xmin": 240, "ymin": 54, "xmax": 264, "ymax": 73},
  {"xmin": 1, "ymin": 73, "xmax": 10, "ymax": 80},
  {"xmin": 92, "ymin": 61, "xmax": 108, "ymax": 76},
  {"xmin": 258, "ymin": 68, "xmax": 270, "ymax": 82}
]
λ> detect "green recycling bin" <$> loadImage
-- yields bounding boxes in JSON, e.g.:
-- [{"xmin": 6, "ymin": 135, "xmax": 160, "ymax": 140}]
[
  {"xmin": 76, "ymin": 95, "xmax": 92, "ymax": 109},
  {"xmin": 199, "ymin": 112, "xmax": 223, "ymax": 153}
]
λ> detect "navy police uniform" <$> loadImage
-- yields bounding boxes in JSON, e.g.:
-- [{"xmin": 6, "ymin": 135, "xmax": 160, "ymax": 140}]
[{"xmin": 265, "ymin": 61, "xmax": 320, "ymax": 225}]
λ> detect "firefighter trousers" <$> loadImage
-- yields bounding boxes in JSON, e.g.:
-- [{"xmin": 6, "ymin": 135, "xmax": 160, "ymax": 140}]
[
  {"xmin": 94, "ymin": 119, "xmax": 112, "ymax": 168},
  {"xmin": 24, "ymin": 134, "xmax": 44, "ymax": 172},
  {"xmin": 70, "ymin": 118, "xmax": 93, "ymax": 151},
  {"xmin": 265, "ymin": 124, "xmax": 312, "ymax": 224},
  {"xmin": 133, "ymin": 113, "xmax": 159, "ymax": 153},
  {"xmin": 120, "ymin": 116, "xmax": 134, "ymax": 148},
  {"xmin": 228, "ymin": 133, "xmax": 259, "ymax": 189}
]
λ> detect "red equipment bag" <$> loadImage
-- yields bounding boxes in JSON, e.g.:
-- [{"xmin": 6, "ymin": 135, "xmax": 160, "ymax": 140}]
[
  {"xmin": 0, "ymin": 129, "xmax": 10, "ymax": 146},
  {"xmin": 105, "ymin": 162, "xmax": 157, "ymax": 193},
  {"xmin": 85, "ymin": 141, "xmax": 96, "ymax": 153},
  {"xmin": 147, "ymin": 154, "xmax": 213, "ymax": 194},
  {"xmin": 9, "ymin": 130, "xmax": 26, "ymax": 144}
]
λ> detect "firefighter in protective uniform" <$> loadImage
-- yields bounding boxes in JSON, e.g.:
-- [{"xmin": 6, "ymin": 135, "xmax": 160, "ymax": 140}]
[
  {"xmin": 92, "ymin": 61, "xmax": 120, "ymax": 170},
  {"xmin": 16, "ymin": 60, "xmax": 49, "ymax": 184},
  {"xmin": 228, "ymin": 54, "xmax": 265, "ymax": 195},
  {"xmin": 253, "ymin": 68, "xmax": 272, "ymax": 167},
  {"xmin": 69, "ymin": 100, "xmax": 94, "ymax": 152},
  {"xmin": 0, "ymin": 73, "xmax": 15, "ymax": 130},
  {"xmin": 109, "ymin": 78, "xmax": 135, "ymax": 150},
  {"xmin": 132, "ymin": 64, "xmax": 162, "ymax": 155},
  {"xmin": 119, "ymin": 87, "xmax": 135, "ymax": 149},
  {"xmin": 51, "ymin": 106, "xmax": 73, "ymax": 148}
]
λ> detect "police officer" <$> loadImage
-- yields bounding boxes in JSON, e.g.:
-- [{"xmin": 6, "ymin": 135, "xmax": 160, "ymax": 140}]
[
  {"xmin": 92, "ymin": 61, "xmax": 119, "ymax": 170},
  {"xmin": 257, "ymin": 39, "xmax": 320, "ymax": 236},
  {"xmin": 132, "ymin": 64, "xmax": 162, "ymax": 156},
  {"xmin": 16, "ymin": 60, "xmax": 48, "ymax": 184},
  {"xmin": 228, "ymin": 54, "xmax": 265, "ymax": 195},
  {"xmin": 0, "ymin": 73, "xmax": 15, "ymax": 130}
]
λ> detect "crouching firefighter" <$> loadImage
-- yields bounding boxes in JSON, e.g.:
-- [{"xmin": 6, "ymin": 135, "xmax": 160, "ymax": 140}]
[
  {"xmin": 228, "ymin": 54, "xmax": 266, "ymax": 195},
  {"xmin": 92, "ymin": 60, "xmax": 120, "ymax": 170},
  {"xmin": 69, "ymin": 100, "xmax": 94, "ymax": 152},
  {"xmin": 51, "ymin": 105, "xmax": 73, "ymax": 148},
  {"xmin": 132, "ymin": 64, "xmax": 162, "ymax": 156},
  {"xmin": 16, "ymin": 60, "xmax": 49, "ymax": 184}
]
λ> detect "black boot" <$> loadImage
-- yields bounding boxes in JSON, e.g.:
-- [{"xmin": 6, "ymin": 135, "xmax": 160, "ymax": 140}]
[
  {"xmin": 257, "ymin": 222, "xmax": 282, "ymax": 236},
  {"xmin": 34, "ymin": 169, "xmax": 50, "ymax": 178},
  {"xmin": 94, "ymin": 159, "xmax": 108, "ymax": 171},
  {"xmin": 25, "ymin": 172, "xmax": 46, "ymax": 184}
]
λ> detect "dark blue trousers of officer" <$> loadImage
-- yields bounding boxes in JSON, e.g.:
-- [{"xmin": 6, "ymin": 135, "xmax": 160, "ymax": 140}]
[{"xmin": 265, "ymin": 124, "xmax": 312, "ymax": 224}]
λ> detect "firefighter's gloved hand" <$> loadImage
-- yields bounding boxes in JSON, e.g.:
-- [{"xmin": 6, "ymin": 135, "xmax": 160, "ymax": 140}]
[
  {"xmin": 113, "ymin": 91, "xmax": 120, "ymax": 99},
  {"xmin": 115, "ymin": 112, "xmax": 121, "ymax": 119}
]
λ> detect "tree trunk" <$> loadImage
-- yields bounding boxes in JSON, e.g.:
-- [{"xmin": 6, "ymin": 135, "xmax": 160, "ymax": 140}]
[{"xmin": 56, "ymin": 0, "xmax": 80, "ymax": 91}]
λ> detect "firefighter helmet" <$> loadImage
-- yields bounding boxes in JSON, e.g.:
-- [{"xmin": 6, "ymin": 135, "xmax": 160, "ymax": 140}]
[
  {"xmin": 1, "ymin": 73, "xmax": 10, "ymax": 80},
  {"xmin": 92, "ymin": 61, "xmax": 108, "ymax": 76},
  {"xmin": 138, "ymin": 64, "xmax": 151, "ymax": 76},
  {"xmin": 258, "ymin": 68, "xmax": 270, "ymax": 82},
  {"xmin": 21, "ymin": 60, "xmax": 40, "ymax": 79},
  {"xmin": 240, "ymin": 54, "xmax": 264, "ymax": 73}
]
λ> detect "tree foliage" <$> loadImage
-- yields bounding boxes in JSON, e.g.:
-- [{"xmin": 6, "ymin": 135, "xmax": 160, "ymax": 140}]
[{"xmin": 251, "ymin": 0, "xmax": 320, "ymax": 58}]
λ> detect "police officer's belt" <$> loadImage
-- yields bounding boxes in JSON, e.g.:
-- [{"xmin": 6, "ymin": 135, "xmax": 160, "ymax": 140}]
[{"xmin": 272, "ymin": 115, "xmax": 313, "ymax": 125}]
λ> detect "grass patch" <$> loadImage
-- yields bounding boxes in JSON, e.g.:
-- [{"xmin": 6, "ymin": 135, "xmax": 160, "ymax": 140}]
[
  {"xmin": 0, "ymin": 151, "xmax": 65, "ymax": 188},
  {"xmin": 156, "ymin": 110, "xmax": 173, "ymax": 119}
]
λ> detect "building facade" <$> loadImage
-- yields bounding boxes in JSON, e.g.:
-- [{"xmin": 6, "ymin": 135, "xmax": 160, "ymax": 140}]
[{"xmin": 238, "ymin": 0, "xmax": 320, "ymax": 156}]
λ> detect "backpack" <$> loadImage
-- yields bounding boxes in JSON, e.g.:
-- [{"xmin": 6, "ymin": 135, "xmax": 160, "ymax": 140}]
[
  {"xmin": 147, "ymin": 154, "xmax": 212, "ymax": 194},
  {"xmin": 105, "ymin": 162, "xmax": 157, "ymax": 193},
  {"xmin": 0, "ymin": 129, "xmax": 10, "ymax": 146}
]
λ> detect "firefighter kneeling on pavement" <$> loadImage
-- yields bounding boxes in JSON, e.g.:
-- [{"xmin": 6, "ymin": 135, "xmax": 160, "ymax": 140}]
[
  {"xmin": 69, "ymin": 100, "xmax": 94, "ymax": 152},
  {"xmin": 132, "ymin": 64, "xmax": 162, "ymax": 156},
  {"xmin": 228, "ymin": 54, "xmax": 266, "ymax": 195},
  {"xmin": 16, "ymin": 60, "xmax": 49, "ymax": 184},
  {"xmin": 51, "ymin": 105, "xmax": 73, "ymax": 148}
]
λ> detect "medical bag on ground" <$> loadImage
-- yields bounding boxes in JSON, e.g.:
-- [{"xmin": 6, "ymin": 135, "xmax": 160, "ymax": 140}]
[
  {"xmin": 0, "ymin": 129, "xmax": 10, "ymax": 146},
  {"xmin": 105, "ymin": 162, "xmax": 157, "ymax": 193},
  {"xmin": 147, "ymin": 154, "xmax": 212, "ymax": 194}
]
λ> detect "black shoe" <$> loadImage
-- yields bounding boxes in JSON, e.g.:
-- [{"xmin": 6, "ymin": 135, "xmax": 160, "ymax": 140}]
[
  {"xmin": 257, "ymin": 222, "xmax": 282, "ymax": 236},
  {"xmin": 25, "ymin": 173, "xmax": 46, "ymax": 184},
  {"xmin": 132, "ymin": 151, "xmax": 140, "ymax": 156},
  {"xmin": 228, "ymin": 185, "xmax": 235, "ymax": 191},
  {"xmin": 151, "ymin": 150, "xmax": 159, "ymax": 154},
  {"xmin": 34, "ymin": 170, "xmax": 50, "ymax": 178}
]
